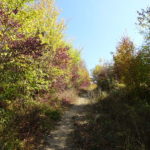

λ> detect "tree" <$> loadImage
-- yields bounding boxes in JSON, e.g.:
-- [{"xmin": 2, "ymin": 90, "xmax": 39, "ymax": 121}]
[
  {"xmin": 136, "ymin": 7, "xmax": 150, "ymax": 87},
  {"xmin": 138, "ymin": 7, "xmax": 150, "ymax": 44},
  {"xmin": 92, "ymin": 64, "xmax": 114, "ymax": 91},
  {"xmin": 113, "ymin": 37, "xmax": 135, "ymax": 85}
]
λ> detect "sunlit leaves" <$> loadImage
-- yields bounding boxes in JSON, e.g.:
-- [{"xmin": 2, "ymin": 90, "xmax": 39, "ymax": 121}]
[
  {"xmin": 0, "ymin": 0, "xmax": 90, "ymax": 101},
  {"xmin": 113, "ymin": 37, "xmax": 135, "ymax": 83}
]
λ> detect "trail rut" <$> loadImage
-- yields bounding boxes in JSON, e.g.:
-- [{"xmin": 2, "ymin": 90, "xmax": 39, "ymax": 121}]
[{"xmin": 45, "ymin": 97, "xmax": 89, "ymax": 150}]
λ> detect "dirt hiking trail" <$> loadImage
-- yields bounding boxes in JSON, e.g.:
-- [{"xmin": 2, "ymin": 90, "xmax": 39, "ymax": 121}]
[{"xmin": 45, "ymin": 97, "xmax": 90, "ymax": 150}]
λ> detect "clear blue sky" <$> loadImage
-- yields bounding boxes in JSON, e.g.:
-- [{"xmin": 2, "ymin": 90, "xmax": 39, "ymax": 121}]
[{"xmin": 56, "ymin": 0, "xmax": 149, "ymax": 71}]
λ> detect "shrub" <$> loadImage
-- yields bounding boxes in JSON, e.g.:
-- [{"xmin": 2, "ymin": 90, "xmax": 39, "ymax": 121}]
[
  {"xmin": 0, "ymin": 99, "xmax": 61, "ymax": 150},
  {"xmin": 75, "ymin": 88, "xmax": 150, "ymax": 150}
]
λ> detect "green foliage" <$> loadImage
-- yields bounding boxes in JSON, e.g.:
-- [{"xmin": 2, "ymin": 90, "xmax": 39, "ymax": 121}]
[
  {"xmin": 0, "ymin": 0, "xmax": 90, "ymax": 149},
  {"xmin": 0, "ymin": 0, "xmax": 89, "ymax": 99},
  {"xmin": 86, "ymin": 7, "xmax": 150, "ymax": 150},
  {"xmin": 0, "ymin": 99, "xmax": 61, "ymax": 150},
  {"xmin": 138, "ymin": 7, "xmax": 150, "ymax": 43},
  {"xmin": 128, "ymin": 47, "xmax": 150, "ymax": 88},
  {"xmin": 92, "ymin": 64, "xmax": 115, "ymax": 91},
  {"xmin": 113, "ymin": 35, "xmax": 149, "ymax": 89},
  {"xmin": 113, "ymin": 37, "xmax": 135, "ymax": 85},
  {"xmin": 75, "ymin": 88, "xmax": 150, "ymax": 150}
]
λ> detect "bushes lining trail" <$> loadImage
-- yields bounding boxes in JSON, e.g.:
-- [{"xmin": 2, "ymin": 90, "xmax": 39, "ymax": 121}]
[{"xmin": 0, "ymin": 0, "xmax": 90, "ymax": 149}]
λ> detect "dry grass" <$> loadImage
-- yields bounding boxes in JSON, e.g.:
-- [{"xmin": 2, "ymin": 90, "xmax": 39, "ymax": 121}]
[
  {"xmin": 57, "ymin": 89, "xmax": 78, "ymax": 106},
  {"xmin": 74, "ymin": 88, "xmax": 150, "ymax": 150}
]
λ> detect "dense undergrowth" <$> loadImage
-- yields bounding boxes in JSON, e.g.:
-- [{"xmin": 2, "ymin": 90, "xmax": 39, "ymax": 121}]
[
  {"xmin": 74, "ymin": 87, "xmax": 150, "ymax": 150},
  {"xmin": 0, "ymin": 99, "xmax": 61, "ymax": 150},
  {"xmin": 0, "ymin": 0, "xmax": 90, "ymax": 149},
  {"xmin": 0, "ymin": 0, "xmax": 149, "ymax": 149},
  {"xmin": 0, "ymin": 89, "xmax": 79, "ymax": 150},
  {"xmin": 74, "ymin": 7, "xmax": 150, "ymax": 150}
]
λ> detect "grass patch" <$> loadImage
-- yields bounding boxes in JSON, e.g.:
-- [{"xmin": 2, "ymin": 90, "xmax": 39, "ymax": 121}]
[
  {"xmin": 0, "ymin": 99, "xmax": 61, "ymax": 150},
  {"xmin": 74, "ymin": 88, "xmax": 150, "ymax": 150}
]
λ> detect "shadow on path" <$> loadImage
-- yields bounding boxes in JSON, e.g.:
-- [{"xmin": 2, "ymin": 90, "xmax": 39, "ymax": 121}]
[{"xmin": 44, "ymin": 97, "xmax": 91, "ymax": 150}]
